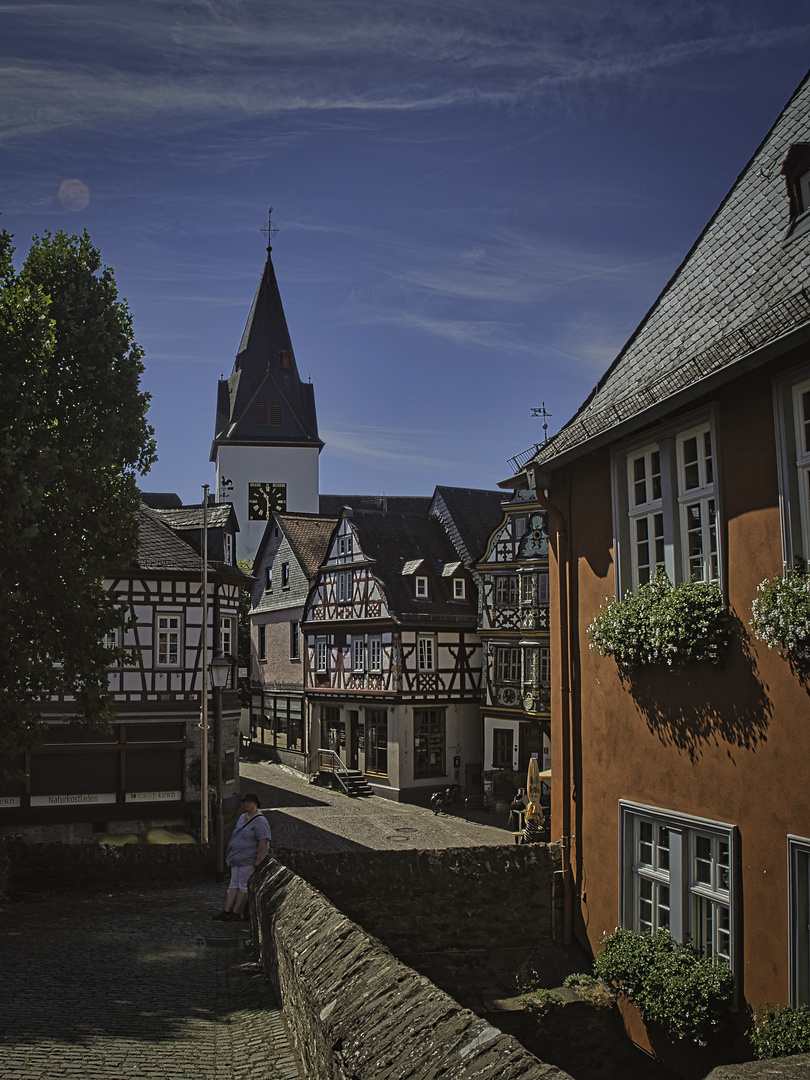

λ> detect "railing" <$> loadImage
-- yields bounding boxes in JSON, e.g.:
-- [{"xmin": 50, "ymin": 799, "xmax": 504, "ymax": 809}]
[{"xmin": 317, "ymin": 748, "xmax": 351, "ymax": 795}]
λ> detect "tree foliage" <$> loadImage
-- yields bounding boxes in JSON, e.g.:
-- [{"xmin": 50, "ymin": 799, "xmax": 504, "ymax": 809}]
[{"xmin": 0, "ymin": 227, "xmax": 156, "ymax": 757}]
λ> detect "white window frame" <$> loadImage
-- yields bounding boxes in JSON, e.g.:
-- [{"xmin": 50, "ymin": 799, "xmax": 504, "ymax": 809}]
[
  {"xmin": 417, "ymin": 634, "xmax": 435, "ymax": 672},
  {"xmin": 773, "ymin": 366, "xmax": 810, "ymax": 567},
  {"xmin": 315, "ymin": 637, "xmax": 328, "ymax": 674},
  {"xmin": 156, "ymin": 614, "xmax": 182, "ymax": 668},
  {"xmin": 368, "ymin": 636, "xmax": 383, "ymax": 673},
  {"xmin": 793, "ymin": 377, "xmax": 810, "ymax": 563},
  {"xmin": 453, "ymin": 578, "xmax": 466, "ymax": 600},
  {"xmin": 219, "ymin": 616, "xmax": 234, "ymax": 657},
  {"xmin": 495, "ymin": 574, "xmax": 519, "ymax": 606},
  {"xmin": 612, "ymin": 412, "xmax": 720, "ymax": 596},
  {"xmin": 352, "ymin": 636, "xmax": 365, "ymax": 672},
  {"xmin": 538, "ymin": 645, "xmax": 550, "ymax": 684},
  {"xmin": 337, "ymin": 534, "xmax": 353, "ymax": 558},
  {"xmin": 281, "ymin": 562, "xmax": 290, "ymax": 588},
  {"xmin": 620, "ymin": 802, "xmax": 736, "ymax": 974},
  {"xmin": 415, "ymin": 575, "xmax": 429, "ymax": 599},
  {"xmin": 223, "ymin": 532, "xmax": 233, "ymax": 565},
  {"xmin": 337, "ymin": 570, "xmax": 352, "ymax": 604}
]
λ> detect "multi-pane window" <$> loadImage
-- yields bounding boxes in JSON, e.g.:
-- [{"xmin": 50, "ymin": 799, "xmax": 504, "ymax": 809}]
[
  {"xmin": 538, "ymin": 645, "xmax": 551, "ymax": 684},
  {"xmin": 352, "ymin": 636, "xmax": 365, "ymax": 672},
  {"xmin": 220, "ymin": 616, "xmax": 234, "ymax": 657},
  {"xmin": 156, "ymin": 615, "xmax": 181, "ymax": 667},
  {"xmin": 413, "ymin": 709, "xmax": 446, "ymax": 778},
  {"xmin": 337, "ymin": 570, "xmax": 352, "ymax": 604},
  {"xmin": 621, "ymin": 803, "xmax": 734, "ymax": 972},
  {"xmin": 492, "ymin": 728, "xmax": 514, "ymax": 769},
  {"xmin": 415, "ymin": 576, "xmax": 429, "ymax": 598},
  {"xmin": 337, "ymin": 535, "xmax": 353, "ymax": 557},
  {"xmin": 628, "ymin": 445, "xmax": 664, "ymax": 587},
  {"xmin": 315, "ymin": 638, "xmax": 328, "ymax": 673},
  {"xmin": 495, "ymin": 575, "xmax": 519, "ymax": 605},
  {"xmin": 453, "ymin": 578, "xmax": 466, "ymax": 600},
  {"xmin": 417, "ymin": 635, "xmax": 435, "ymax": 671},
  {"xmin": 495, "ymin": 646, "xmax": 521, "ymax": 683},
  {"xmin": 678, "ymin": 425, "xmax": 717, "ymax": 582},
  {"xmin": 793, "ymin": 379, "xmax": 810, "ymax": 559},
  {"xmin": 619, "ymin": 417, "xmax": 720, "ymax": 593},
  {"xmin": 223, "ymin": 532, "xmax": 233, "ymax": 564},
  {"xmin": 368, "ymin": 636, "xmax": 382, "ymax": 672},
  {"xmin": 289, "ymin": 621, "xmax": 300, "ymax": 661}
]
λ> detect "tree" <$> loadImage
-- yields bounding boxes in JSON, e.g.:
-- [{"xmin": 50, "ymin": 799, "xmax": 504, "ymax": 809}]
[{"xmin": 0, "ymin": 227, "xmax": 157, "ymax": 758}]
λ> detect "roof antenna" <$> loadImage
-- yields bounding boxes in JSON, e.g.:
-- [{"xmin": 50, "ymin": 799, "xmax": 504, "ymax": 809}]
[
  {"xmin": 531, "ymin": 402, "xmax": 552, "ymax": 443},
  {"xmin": 260, "ymin": 206, "xmax": 279, "ymax": 251}
]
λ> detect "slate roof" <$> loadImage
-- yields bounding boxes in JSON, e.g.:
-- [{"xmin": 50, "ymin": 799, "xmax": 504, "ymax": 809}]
[
  {"xmin": 347, "ymin": 509, "xmax": 478, "ymax": 623},
  {"xmin": 524, "ymin": 70, "xmax": 810, "ymax": 475},
  {"xmin": 151, "ymin": 505, "xmax": 237, "ymax": 532},
  {"xmin": 211, "ymin": 248, "xmax": 322, "ymax": 458},
  {"xmin": 430, "ymin": 486, "xmax": 505, "ymax": 566},
  {"xmin": 132, "ymin": 506, "xmax": 204, "ymax": 572},
  {"xmin": 319, "ymin": 494, "xmax": 432, "ymax": 516},
  {"xmin": 139, "ymin": 492, "xmax": 183, "ymax": 509}
]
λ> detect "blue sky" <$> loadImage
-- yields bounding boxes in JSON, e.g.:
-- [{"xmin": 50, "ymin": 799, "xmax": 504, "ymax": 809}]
[{"xmin": 2, "ymin": 1, "xmax": 810, "ymax": 504}]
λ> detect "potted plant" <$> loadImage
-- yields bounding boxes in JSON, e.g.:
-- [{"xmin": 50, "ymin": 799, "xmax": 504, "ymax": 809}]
[{"xmin": 750, "ymin": 564, "xmax": 810, "ymax": 678}]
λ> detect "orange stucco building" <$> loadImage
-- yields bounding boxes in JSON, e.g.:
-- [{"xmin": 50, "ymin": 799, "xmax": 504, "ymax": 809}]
[{"xmin": 504, "ymin": 70, "xmax": 810, "ymax": 1034}]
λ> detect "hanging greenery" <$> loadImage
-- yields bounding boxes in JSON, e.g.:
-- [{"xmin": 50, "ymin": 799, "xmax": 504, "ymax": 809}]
[
  {"xmin": 750, "ymin": 565, "xmax": 810, "ymax": 675},
  {"xmin": 587, "ymin": 573, "xmax": 729, "ymax": 672}
]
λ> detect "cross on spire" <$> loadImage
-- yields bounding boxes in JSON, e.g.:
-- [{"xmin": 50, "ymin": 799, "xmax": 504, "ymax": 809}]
[{"xmin": 260, "ymin": 207, "xmax": 279, "ymax": 250}]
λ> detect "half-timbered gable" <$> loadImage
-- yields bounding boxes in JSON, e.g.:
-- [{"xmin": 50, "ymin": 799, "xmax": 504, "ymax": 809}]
[
  {"xmin": 248, "ymin": 511, "xmax": 336, "ymax": 768},
  {"xmin": 476, "ymin": 488, "xmax": 551, "ymax": 780},
  {"xmin": 302, "ymin": 490, "xmax": 502, "ymax": 803},
  {"xmin": 0, "ymin": 502, "xmax": 250, "ymax": 841}
]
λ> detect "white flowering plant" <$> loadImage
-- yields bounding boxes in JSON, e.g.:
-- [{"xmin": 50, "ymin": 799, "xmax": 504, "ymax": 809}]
[
  {"xmin": 587, "ymin": 572, "xmax": 729, "ymax": 672},
  {"xmin": 750, "ymin": 565, "xmax": 810, "ymax": 674}
]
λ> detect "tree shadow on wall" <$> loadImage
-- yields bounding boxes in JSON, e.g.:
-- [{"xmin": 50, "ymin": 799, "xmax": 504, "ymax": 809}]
[{"xmin": 621, "ymin": 611, "xmax": 772, "ymax": 765}]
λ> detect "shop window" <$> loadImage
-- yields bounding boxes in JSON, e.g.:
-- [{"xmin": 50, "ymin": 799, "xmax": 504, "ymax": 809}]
[{"xmin": 414, "ymin": 709, "xmax": 446, "ymax": 778}]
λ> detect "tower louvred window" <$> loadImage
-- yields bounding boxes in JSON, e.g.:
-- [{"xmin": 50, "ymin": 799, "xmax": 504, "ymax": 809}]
[
  {"xmin": 271, "ymin": 402, "xmax": 282, "ymax": 425},
  {"xmin": 256, "ymin": 401, "xmax": 267, "ymax": 425}
]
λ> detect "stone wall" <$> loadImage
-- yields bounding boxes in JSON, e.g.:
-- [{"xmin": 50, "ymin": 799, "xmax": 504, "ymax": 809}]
[
  {"xmin": 0, "ymin": 836, "xmax": 214, "ymax": 894},
  {"xmin": 252, "ymin": 857, "xmax": 573, "ymax": 1080}
]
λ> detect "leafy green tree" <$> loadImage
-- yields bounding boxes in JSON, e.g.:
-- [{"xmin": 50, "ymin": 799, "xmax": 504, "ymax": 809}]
[{"xmin": 0, "ymin": 227, "xmax": 156, "ymax": 758}]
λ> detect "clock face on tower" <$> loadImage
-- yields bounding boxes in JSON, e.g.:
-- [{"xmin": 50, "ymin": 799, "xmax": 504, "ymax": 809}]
[{"xmin": 248, "ymin": 482, "xmax": 287, "ymax": 520}]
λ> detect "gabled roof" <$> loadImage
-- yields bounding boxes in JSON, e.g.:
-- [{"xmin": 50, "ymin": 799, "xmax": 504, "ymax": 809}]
[
  {"xmin": 277, "ymin": 513, "xmax": 338, "ymax": 578},
  {"xmin": 210, "ymin": 247, "xmax": 322, "ymax": 458},
  {"xmin": 526, "ymin": 70, "xmax": 810, "ymax": 476},
  {"xmin": 132, "ymin": 506, "xmax": 204, "ymax": 572}
]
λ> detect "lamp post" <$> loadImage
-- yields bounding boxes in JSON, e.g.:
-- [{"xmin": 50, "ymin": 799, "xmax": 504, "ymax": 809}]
[{"xmin": 209, "ymin": 650, "xmax": 231, "ymax": 880}]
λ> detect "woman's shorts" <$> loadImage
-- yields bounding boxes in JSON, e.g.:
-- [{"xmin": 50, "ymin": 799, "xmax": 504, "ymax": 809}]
[{"xmin": 228, "ymin": 864, "xmax": 254, "ymax": 892}]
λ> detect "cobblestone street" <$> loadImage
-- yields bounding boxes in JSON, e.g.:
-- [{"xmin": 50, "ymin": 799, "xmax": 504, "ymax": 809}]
[{"xmin": 0, "ymin": 764, "xmax": 515, "ymax": 1080}]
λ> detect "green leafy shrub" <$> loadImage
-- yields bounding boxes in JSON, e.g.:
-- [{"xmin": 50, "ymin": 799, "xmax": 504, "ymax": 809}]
[
  {"xmin": 749, "ymin": 1003, "xmax": 810, "ymax": 1059},
  {"xmin": 519, "ymin": 988, "xmax": 563, "ymax": 1016},
  {"xmin": 587, "ymin": 573, "xmax": 729, "ymax": 671},
  {"xmin": 563, "ymin": 972, "xmax": 615, "ymax": 1008},
  {"xmin": 750, "ymin": 566, "xmax": 810, "ymax": 677},
  {"xmin": 593, "ymin": 928, "xmax": 734, "ymax": 1045}
]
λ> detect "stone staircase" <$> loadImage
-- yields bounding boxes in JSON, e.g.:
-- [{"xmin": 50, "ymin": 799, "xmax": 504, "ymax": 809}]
[{"xmin": 341, "ymin": 769, "xmax": 374, "ymax": 798}]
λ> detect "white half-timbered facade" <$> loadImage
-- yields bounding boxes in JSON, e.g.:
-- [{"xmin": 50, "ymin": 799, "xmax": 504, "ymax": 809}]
[
  {"xmin": 302, "ymin": 491, "xmax": 502, "ymax": 802},
  {"xmin": 476, "ymin": 489, "xmax": 551, "ymax": 781},
  {"xmin": 0, "ymin": 500, "xmax": 249, "ymax": 841}
]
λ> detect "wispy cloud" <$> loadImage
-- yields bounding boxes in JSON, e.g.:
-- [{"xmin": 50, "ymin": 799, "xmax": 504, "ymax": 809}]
[
  {"xmin": 2, "ymin": 1, "xmax": 808, "ymax": 143},
  {"xmin": 323, "ymin": 421, "xmax": 469, "ymax": 472}
]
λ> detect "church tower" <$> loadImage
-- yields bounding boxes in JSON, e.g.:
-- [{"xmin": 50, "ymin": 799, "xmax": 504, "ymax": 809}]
[{"xmin": 211, "ymin": 222, "xmax": 323, "ymax": 562}]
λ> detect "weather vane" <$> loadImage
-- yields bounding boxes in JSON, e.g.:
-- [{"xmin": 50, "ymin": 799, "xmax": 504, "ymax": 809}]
[
  {"xmin": 531, "ymin": 402, "xmax": 552, "ymax": 443},
  {"xmin": 260, "ymin": 207, "xmax": 279, "ymax": 247}
]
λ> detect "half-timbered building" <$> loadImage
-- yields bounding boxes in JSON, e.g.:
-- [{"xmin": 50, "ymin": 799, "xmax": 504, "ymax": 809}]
[
  {"xmin": 476, "ymin": 488, "xmax": 551, "ymax": 783},
  {"xmin": 302, "ymin": 489, "xmax": 502, "ymax": 802},
  {"xmin": 0, "ymin": 501, "xmax": 249, "ymax": 841}
]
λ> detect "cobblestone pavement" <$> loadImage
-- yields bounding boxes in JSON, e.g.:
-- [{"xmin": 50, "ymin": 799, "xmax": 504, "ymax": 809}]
[
  {"xmin": 241, "ymin": 759, "xmax": 517, "ymax": 851},
  {"xmin": 0, "ymin": 884, "xmax": 302, "ymax": 1080}
]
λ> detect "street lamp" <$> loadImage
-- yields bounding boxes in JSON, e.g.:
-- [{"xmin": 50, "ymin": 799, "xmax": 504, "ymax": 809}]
[{"xmin": 209, "ymin": 650, "xmax": 231, "ymax": 880}]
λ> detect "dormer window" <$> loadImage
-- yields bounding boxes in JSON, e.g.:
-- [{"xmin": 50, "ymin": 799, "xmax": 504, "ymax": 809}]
[
  {"xmin": 782, "ymin": 144, "xmax": 810, "ymax": 239},
  {"xmin": 453, "ymin": 578, "xmax": 466, "ymax": 600},
  {"xmin": 415, "ymin": 576, "xmax": 429, "ymax": 599}
]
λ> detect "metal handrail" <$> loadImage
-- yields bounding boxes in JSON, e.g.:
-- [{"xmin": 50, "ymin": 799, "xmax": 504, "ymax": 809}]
[{"xmin": 316, "ymin": 748, "xmax": 351, "ymax": 795}]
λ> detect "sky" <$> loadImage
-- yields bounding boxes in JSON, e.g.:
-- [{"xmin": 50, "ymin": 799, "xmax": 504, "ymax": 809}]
[{"xmin": 2, "ymin": 1, "xmax": 810, "ymax": 505}]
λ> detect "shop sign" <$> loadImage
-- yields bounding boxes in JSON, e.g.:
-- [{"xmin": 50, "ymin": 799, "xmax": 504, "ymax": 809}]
[
  {"xmin": 125, "ymin": 790, "xmax": 182, "ymax": 802},
  {"xmin": 30, "ymin": 793, "xmax": 116, "ymax": 807}
]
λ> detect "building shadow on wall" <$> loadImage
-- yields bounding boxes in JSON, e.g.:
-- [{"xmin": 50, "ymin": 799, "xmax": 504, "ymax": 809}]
[{"xmin": 622, "ymin": 612, "xmax": 771, "ymax": 764}]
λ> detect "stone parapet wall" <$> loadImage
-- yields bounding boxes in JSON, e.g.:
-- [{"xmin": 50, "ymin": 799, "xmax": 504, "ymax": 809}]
[
  {"xmin": 252, "ymin": 858, "xmax": 573, "ymax": 1080},
  {"xmin": 271, "ymin": 844, "xmax": 564, "ymax": 954}
]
